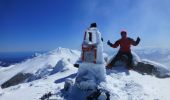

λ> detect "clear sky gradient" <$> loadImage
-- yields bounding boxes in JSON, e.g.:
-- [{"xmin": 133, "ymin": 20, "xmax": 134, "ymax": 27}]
[{"xmin": 1, "ymin": 0, "xmax": 170, "ymax": 52}]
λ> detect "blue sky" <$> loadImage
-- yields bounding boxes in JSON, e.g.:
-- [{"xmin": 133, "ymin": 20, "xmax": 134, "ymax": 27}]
[{"xmin": 0, "ymin": 0, "xmax": 170, "ymax": 52}]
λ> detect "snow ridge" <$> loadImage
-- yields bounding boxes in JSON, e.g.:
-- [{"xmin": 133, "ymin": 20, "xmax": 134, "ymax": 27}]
[{"xmin": 0, "ymin": 47, "xmax": 170, "ymax": 100}]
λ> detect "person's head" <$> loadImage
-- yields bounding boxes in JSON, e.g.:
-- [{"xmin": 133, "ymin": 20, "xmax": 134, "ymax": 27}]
[
  {"xmin": 90, "ymin": 23, "xmax": 97, "ymax": 28},
  {"xmin": 120, "ymin": 31, "xmax": 127, "ymax": 38}
]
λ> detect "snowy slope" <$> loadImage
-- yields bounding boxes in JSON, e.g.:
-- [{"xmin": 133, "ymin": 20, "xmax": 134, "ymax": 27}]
[
  {"xmin": 0, "ymin": 47, "xmax": 170, "ymax": 100},
  {"xmin": 0, "ymin": 47, "xmax": 80, "ymax": 85}
]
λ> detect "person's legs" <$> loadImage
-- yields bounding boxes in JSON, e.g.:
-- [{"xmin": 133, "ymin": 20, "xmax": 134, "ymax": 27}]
[
  {"xmin": 125, "ymin": 52, "xmax": 133, "ymax": 69},
  {"xmin": 106, "ymin": 51, "xmax": 122, "ymax": 69}
]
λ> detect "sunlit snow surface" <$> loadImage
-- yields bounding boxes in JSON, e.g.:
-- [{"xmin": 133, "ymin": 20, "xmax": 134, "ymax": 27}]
[{"xmin": 0, "ymin": 47, "xmax": 170, "ymax": 100}]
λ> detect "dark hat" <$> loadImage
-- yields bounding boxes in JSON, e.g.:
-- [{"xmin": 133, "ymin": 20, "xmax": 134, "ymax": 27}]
[
  {"xmin": 120, "ymin": 30, "xmax": 127, "ymax": 35},
  {"xmin": 90, "ymin": 23, "xmax": 97, "ymax": 28}
]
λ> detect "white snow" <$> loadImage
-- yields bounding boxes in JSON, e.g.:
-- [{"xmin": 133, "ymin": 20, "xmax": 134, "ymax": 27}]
[
  {"xmin": 130, "ymin": 71, "xmax": 170, "ymax": 100},
  {"xmin": 0, "ymin": 47, "xmax": 170, "ymax": 100},
  {"xmin": 0, "ymin": 87, "xmax": 2, "ymax": 95},
  {"xmin": 75, "ymin": 63, "xmax": 106, "ymax": 90},
  {"xmin": 0, "ymin": 47, "xmax": 80, "ymax": 85}
]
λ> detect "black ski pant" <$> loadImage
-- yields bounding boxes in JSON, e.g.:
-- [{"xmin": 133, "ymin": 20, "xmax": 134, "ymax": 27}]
[{"xmin": 108, "ymin": 51, "xmax": 133, "ymax": 68}]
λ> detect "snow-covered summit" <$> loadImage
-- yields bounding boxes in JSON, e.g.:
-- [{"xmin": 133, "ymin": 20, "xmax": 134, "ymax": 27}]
[
  {"xmin": 49, "ymin": 47, "xmax": 80, "ymax": 57},
  {"xmin": 0, "ymin": 47, "xmax": 170, "ymax": 100},
  {"xmin": 0, "ymin": 47, "xmax": 80, "ymax": 86}
]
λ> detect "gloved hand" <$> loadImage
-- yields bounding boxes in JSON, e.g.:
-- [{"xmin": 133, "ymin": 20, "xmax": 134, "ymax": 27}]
[
  {"xmin": 107, "ymin": 40, "xmax": 113, "ymax": 47},
  {"xmin": 101, "ymin": 38, "xmax": 103, "ymax": 42},
  {"xmin": 137, "ymin": 37, "xmax": 140, "ymax": 42},
  {"xmin": 136, "ymin": 37, "xmax": 141, "ymax": 45}
]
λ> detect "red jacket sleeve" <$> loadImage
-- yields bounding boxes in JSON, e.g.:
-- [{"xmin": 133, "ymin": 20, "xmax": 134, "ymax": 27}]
[{"xmin": 112, "ymin": 40, "xmax": 120, "ymax": 48}]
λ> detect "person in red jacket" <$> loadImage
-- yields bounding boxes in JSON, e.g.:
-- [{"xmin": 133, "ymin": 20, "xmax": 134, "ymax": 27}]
[{"xmin": 106, "ymin": 31, "xmax": 140, "ymax": 69}]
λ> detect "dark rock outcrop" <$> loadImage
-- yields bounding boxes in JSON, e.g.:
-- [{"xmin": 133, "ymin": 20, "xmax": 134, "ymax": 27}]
[
  {"xmin": 134, "ymin": 62, "xmax": 157, "ymax": 75},
  {"xmin": 1, "ymin": 73, "xmax": 33, "ymax": 89},
  {"xmin": 134, "ymin": 62, "xmax": 170, "ymax": 78}
]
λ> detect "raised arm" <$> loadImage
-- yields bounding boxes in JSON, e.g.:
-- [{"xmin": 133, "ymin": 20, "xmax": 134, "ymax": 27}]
[
  {"xmin": 130, "ymin": 37, "xmax": 140, "ymax": 46},
  {"xmin": 107, "ymin": 40, "xmax": 120, "ymax": 48}
]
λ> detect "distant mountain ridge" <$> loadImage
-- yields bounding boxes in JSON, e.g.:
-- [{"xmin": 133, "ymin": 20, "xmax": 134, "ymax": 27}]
[{"xmin": 0, "ymin": 47, "xmax": 170, "ymax": 100}]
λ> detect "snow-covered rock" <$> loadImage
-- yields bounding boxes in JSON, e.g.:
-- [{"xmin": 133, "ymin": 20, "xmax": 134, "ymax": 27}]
[
  {"xmin": 0, "ymin": 87, "xmax": 2, "ymax": 94},
  {"xmin": 75, "ymin": 63, "xmax": 106, "ymax": 90},
  {"xmin": 0, "ymin": 47, "xmax": 170, "ymax": 100},
  {"xmin": 107, "ymin": 51, "xmax": 170, "ymax": 78},
  {"xmin": 98, "ymin": 71, "xmax": 149, "ymax": 100},
  {"xmin": 50, "ymin": 58, "xmax": 72, "ymax": 75},
  {"xmin": 1, "ymin": 73, "xmax": 33, "ymax": 88},
  {"xmin": 140, "ymin": 59, "xmax": 170, "ymax": 78}
]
